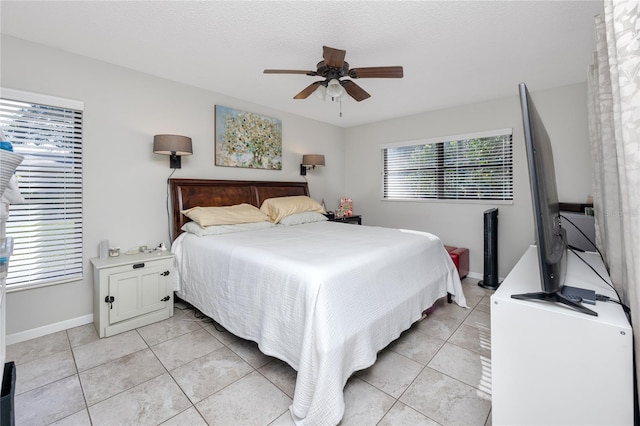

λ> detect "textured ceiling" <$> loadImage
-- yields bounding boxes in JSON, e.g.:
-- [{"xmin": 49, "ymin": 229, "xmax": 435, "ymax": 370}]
[{"xmin": 1, "ymin": 1, "xmax": 603, "ymax": 128}]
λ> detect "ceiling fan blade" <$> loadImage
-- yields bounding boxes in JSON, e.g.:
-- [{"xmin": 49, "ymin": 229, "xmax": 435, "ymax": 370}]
[
  {"xmin": 264, "ymin": 69, "xmax": 318, "ymax": 76},
  {"xmin": 323, "ymin": 46, "xmax": 347, "ymax": 68},
  {"xmin": 294, "ymin": 81, "xmax": 323, "ymax": 99},
  {"xmin": 349, "ymin": 66, "xmax": 404, "ymax": 79},
  {"xmin": 341, "ymin": 80, "xmax": 371, "ymax": 102}
]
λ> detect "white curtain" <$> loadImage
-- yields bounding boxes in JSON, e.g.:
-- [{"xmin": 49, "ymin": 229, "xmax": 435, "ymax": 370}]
[{"xmin": 588, "ymin": 0, "xmax": 640, "ymax": 401}]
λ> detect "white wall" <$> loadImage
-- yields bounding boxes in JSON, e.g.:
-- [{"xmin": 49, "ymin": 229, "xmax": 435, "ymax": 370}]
[
  {"xmin": 1, "ymin": 36, "xmax": 344, "ymax": 336},
  {"xmin": 1, "ymin": 35, "xmax": 593, "ymax": 338},
  {"xmin": 344, "ymin": 83, "xmax": 592, "ymax": 279}
]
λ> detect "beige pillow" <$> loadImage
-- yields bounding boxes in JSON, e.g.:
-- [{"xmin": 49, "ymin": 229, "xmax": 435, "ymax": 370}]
[
  {"xmin": 182, "ymin": 203, "xmax": 270, "ymax": 226},
  {"xmin": 260, "ymin": 195, "xmax": 325, "ymax": 224}
]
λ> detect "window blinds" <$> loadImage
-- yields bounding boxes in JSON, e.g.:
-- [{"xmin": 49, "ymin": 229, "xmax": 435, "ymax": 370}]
[
  {"xmin": 0, "ymin": 93, "xmax": 83, "ymax": 289},
  {"xmin": 383, "ymin": 130, "xmax": 513, "ymax": 201}
]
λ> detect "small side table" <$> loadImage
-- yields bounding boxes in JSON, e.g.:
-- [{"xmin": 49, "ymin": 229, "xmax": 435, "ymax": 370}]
[
  {"xmin": 91, "ymin": 251, "xmax": 174, "ymax": 337},
  {"xmin": 327, "ymin": 215, "xmax": 362, "ymax": 225}
]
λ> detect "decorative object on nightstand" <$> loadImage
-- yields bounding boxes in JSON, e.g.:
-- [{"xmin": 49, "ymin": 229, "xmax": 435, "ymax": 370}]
[
  {"xmin": 91, "ymin": 251, "xmax": 175, "ymax": 338},
  {"xmin": 338, "ymin": 197, "xmax": 353, "ymax": 217},
  {"xmin": 300, "ymin": 154, "xmax": 325, "ymax": 176}
]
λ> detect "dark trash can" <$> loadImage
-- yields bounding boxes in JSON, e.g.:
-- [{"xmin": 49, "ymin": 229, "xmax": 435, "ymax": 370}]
[{"xmin": 1, "ymin": 361, "xmax": 16, "ymax": 426}]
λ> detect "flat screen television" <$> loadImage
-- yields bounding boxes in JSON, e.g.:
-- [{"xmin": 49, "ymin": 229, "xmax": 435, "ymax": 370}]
[{"xmin": 512, "ymin": 82, "xmax": 596, "ymax": 316}]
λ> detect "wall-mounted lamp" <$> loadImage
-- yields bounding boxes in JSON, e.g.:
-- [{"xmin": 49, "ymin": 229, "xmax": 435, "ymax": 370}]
[
  {"xmin": 153, "ymin": 134, "xmax": 192, "ymax": 169},
  {"xmin": 300, "ymin": 154, "xmax": 325, "ymax": 176}
]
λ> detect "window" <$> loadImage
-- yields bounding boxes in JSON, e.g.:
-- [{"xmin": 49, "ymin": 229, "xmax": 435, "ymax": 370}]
[
  {"xmin": 382, "ymin": 129, "xmax": 513, "ymax": 202},
  {"xmin": 0, "ymin": 88, "xmax": 83, "ymax": 290}
]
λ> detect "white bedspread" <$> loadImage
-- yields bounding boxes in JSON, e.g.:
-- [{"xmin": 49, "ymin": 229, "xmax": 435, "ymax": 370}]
[{"xmin": 172, "ymin": 221, "xmax": 467, "ymax": 425}]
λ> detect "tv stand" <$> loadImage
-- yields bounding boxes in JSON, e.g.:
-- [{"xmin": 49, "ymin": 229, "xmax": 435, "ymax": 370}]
[
  {"xmin": 511, "ymin": 290, "xmax": 597, "ymax": 316},
  {"xmin": 491, "ymin": 246, "xmax": 633, "ymax": 425}
]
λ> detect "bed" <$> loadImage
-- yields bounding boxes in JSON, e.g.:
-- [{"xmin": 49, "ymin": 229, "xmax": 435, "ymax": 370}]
[{"xmin": 169, "ymin": 178, "xmax": 467, "ymax": 426}]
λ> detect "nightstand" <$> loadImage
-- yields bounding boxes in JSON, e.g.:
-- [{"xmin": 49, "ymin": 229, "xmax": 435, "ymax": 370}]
[
  {"xmin": 91, "ymin": 251, "xmax": 174, "ymax": 338},
  {"xmin": 327, "ymin": 215, "xmax": 362, "ymax": 225}
]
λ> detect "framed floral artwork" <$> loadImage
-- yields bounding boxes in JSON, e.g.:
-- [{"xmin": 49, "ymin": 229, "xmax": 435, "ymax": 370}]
[{"xmin": 215, "ymin": 105, "xmax": 282, "ymax": 170}]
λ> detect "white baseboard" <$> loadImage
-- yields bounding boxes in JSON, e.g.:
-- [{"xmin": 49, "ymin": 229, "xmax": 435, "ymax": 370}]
[
  {"xmin": 466, "ymin": 271, "xmax": 483, "ymax": 280},
  {"xmin": 6, "ymin": 314, "xmax": 93, "ymax": 345},
  {"xmin": 464, "ymin": 271, "xmax": 506, "ymax": 283}
]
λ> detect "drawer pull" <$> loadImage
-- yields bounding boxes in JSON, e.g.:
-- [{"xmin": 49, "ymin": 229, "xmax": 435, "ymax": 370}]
[
  {"xmin": 133, "ymin": 263, "xmax": 145, "ymax": 269},
  {"xmin": 160, "ymin": 270, "xmax": 170, "ymax": 276},
  {"xmin": 161, "ymin": 296, "xmax": 171, "ymax": 302}
]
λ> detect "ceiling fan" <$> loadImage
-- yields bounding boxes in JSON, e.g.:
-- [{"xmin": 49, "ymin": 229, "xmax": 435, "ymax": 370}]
[{"xmin": 264, "ymin": 46, "xmax": 403, "ymax": 102}]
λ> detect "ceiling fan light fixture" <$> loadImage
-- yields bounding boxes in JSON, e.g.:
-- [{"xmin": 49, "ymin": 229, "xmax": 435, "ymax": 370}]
[
  {"xmin": 326, "ymin": 79, "xmax": 344, "ymax": 97},
  {"xmin": 314, "ymin": 84, "xmax": 327, "ymax": 101},
  {"xmin": 264, "ymin": 46, "xmax": 403, "ymax": 102}
]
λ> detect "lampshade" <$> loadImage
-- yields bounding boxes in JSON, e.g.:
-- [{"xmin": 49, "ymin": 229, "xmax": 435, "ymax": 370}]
[
  {"xmin": 153, "ymin": 135, "xmax": 193, "ymax": 156},
  {"xmin": 300, "ymin": 154, "xmax": 325, "ymax": 176},
  {"xmin": 326, "ymin": 79, "xmax": 344, "ymax": 98},
  {"xmin": 302, "ymin": 154, "xmax": 325, "ymax": 167}
]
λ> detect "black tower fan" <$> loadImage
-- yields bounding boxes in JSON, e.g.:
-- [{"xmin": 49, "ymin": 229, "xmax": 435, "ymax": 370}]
[{"xmin": 478, "ymin": 208, "xmax": 502, "ymax": 290}]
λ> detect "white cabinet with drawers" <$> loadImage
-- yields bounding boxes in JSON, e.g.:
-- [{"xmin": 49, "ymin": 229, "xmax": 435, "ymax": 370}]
[{"xmin": 91, "ymin": 251, "xmax": 174, "ymax": 338}]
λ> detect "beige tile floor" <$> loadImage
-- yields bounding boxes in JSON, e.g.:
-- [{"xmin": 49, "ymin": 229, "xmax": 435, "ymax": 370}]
[{"xmin": 7, "ymin": 278, "xmax": 493, "ymax": 426}]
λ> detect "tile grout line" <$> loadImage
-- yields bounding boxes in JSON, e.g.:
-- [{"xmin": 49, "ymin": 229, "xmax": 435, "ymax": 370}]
[
  {"xmin": 22, "ymin": 280, "xmax": 491, "ymax": 426},
  {"xmin": 148, "ymin": 305, "xmax": 272, "ymax": 425},
  {"xmin": 64, "ymin": 328, "xmax": 92, "ymax": 425},
  {"xmin": 380, "ymin": 287, "xmax": 486, "ymax": 424},
  {"xmin": 389, "ymin": 282, "xmax": 493, "ymax": 423},
  {"xmin": 141, "ymin": 326, "xmax": 199, "ymax": 426}
]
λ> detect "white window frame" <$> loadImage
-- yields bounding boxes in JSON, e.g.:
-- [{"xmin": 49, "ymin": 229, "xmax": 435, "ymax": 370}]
[
  {"xmin": 1, "ymin": 87, "xmax": 84, "ymax": 291},
  {"xmin": 381, "ymin": 128, "xmax": 513, "ymax": 204}
]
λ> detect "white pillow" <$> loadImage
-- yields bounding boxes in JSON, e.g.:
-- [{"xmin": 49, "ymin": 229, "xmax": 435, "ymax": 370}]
[
  {"xmin": 278, "ymin": 211, "xmax": 328, "ymax": 226},
  {"xmin": 181, "ymin": 221, "xmax": 275, "ymax": 237},
  {"xmin": 260, "ymin": 195, "xmax": 325, "ymax": 223}
]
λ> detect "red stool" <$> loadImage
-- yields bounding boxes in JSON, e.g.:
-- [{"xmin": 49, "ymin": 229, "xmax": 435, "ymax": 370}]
[{"xmin": 445, "ymin": 245, "xmax": 469, "ymax": 279}]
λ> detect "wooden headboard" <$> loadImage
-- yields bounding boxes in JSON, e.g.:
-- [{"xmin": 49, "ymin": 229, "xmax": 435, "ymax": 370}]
[{"xmin": 169, "ymin": 178, "xmax": 310, "ymax": 239}]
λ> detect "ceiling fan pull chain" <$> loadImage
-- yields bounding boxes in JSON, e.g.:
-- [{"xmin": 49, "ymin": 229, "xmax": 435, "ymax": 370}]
[{"xmin": 339, "ymin": 96, "xmax": 343, "ymax": 118}]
